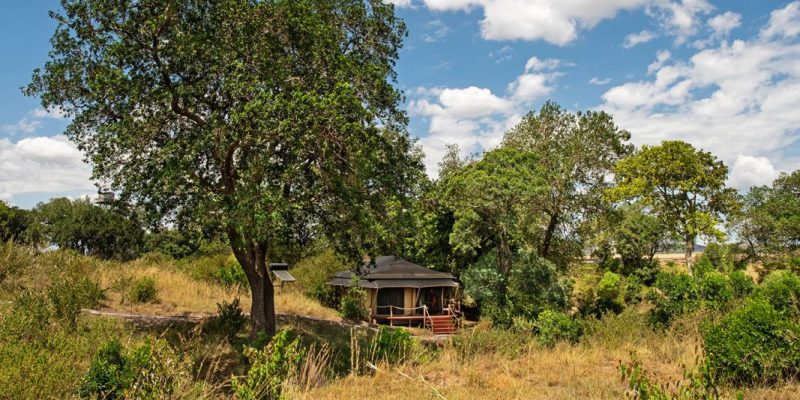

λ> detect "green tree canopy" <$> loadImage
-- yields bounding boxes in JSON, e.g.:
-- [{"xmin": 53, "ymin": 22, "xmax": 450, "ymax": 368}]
[
  {"xmin": 28, "ymin": 197, "xmax": 144, "ymax": 260},
  {"xmin": 0, "ymin": 201, "xmax": 31, "ymax": 244},
  {"xmin": 735, "ymin": 170, "xmax": 800, "ymax": 273},
  {"xmin": 502, "ymin": 102, "xmax": 633, "ymax": 263},
  {"xmin": 607, "ymin": 140, "xmax": 736, "ymax": 274},
  {"xmin": 27, "ymin": 0, "xmax": 422, "ymax": 335}
]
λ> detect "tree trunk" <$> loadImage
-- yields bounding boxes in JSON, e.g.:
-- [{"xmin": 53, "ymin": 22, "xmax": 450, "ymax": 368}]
[
  {"xmin": 684, "ymin": 236, "xmax": 694, "ymax": 276},
  {"xmin": 228, "ymin": 229, "xmax": 277, "ymax": 338},
  {"xmin": 541, "ymin": 212, "xmax": 559, "ymax": 259},
  {"xmin": 246, "ymin": 255, "xmax": 276, "ymax": 337}
]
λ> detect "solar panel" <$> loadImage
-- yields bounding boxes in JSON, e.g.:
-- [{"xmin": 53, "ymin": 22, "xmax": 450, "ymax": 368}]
[{"xmin": 272, "ymin": 270, "xmax": 296, "ymax": 282}]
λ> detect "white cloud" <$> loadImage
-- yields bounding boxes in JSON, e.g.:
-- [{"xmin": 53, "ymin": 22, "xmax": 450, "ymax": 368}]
[
  {"xmin": 589, "ymin": 77, "xmax": 611, "ymax": 85},
  {"xmin": 31, "ymin": 107, "xmax": 68, "ymax": 120},
  {"xmin": 384, "ymin": 0, "xmax": 414, "ymax": 7},
  {"xmin": 0, "ymin": 135, "xmax": 94, "ymax": 204},
  {"xmin": 647, "ymin": 49, "xmax": 671, "ymax": 74},
  {"xmin": 421, "ymin": 0, "xmax": 648, "ymax": 45},
  {"xmin": 624, "ymin": 30, "xmax": 656, "ymax": 48},
  {"xmin": 646, "ymin": 0, "xmax": 714, "ymax": 45},
  {"xmin": 410, "ymin": 56, "xmax": 565, "ymax": 174},
  {"xmin": 599, "ymin": 7, "xmax": 800, "ymax": 190},
  {"xmin": 423, "ymin": 19, "xmax": 451, "ymax": 43},
  {"xmin": 761, "ymin": 1, "xmax": 800, "ymax": 39},
  {"xmin": 708, "ymin": 11, "xmax": 741, "ymax": 37},
  {"xmin": 489, "ymin": 45, "xmax": 514, "ymax": 63},
  {"xmin": 730, "ymin": 155, "xmax": 780, "ymax": 189},
  {"xmin": 1, "ymin": 118, "xmax": 42, "ymax": 135}
]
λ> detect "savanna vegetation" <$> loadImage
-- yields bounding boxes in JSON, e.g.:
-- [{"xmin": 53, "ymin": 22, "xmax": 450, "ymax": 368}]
[{"xmin": 2, "ymin": 0, "xmax": 799, "ymax": 398}]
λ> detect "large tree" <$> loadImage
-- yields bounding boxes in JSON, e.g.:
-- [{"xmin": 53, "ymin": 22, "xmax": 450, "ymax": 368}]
[
  {"xmin": 735, "ymin": 170, "xmax": 800, "ymax": 271},
  {"xmin": 607, "ymin": 141, "xmax": 736, "ymax": 274},
  {"xmin": 27, "ymin": 0, "xmax": 422, "ymax": 336},
  {"xmin": 502, "ymin": 102, "xmax": 633, "ymax": 263}
]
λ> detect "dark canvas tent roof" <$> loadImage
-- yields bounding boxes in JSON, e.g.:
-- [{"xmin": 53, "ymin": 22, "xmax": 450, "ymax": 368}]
[{"xmin": 329, "ymin": 256, "xmax": 457, "ymax": 289}]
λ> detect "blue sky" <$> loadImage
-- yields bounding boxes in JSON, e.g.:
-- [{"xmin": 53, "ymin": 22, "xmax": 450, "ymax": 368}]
[{"xmin": 2, "ymin": 1, "xmax": 800, "ymax": 208}]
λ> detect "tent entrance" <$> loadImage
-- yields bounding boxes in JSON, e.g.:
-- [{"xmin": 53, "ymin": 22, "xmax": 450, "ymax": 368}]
[{"xmin": 376, "ymin": 288, "xmax": 404, "ymax": 315}]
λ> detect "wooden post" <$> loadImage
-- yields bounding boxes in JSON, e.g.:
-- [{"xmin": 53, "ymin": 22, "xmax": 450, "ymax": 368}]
[{"xmin": 390, "ymin": 306, "xmax": 393, "ymax": 327}]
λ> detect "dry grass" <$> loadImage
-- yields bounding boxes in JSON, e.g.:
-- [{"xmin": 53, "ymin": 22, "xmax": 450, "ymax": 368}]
[
  {"xmin": 300, "ymin": 309, "xmax": 800, "ymax": 400},
  {"xmin": 95, "ymin": 259, "xmax": 341, "ymax": 321}
]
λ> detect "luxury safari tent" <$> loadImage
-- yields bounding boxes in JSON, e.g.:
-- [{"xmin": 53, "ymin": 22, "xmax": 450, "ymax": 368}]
[{"xmin": 329, "ymin": 256, "xmax": 461, "ymax": 334}]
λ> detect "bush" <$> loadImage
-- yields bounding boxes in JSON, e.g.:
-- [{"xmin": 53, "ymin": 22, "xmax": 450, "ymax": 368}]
[
  {"xmin": 622, "ymin": 275, "xmax": 644, "ymax": 304},
  {"xmin": 698, "ymin": 271, "xmax": 733, "ymax": 309},
  {"xmin": 727, "ymin": 270, "xmax": 755, "ymax": 298},
  {"xmin": 534, "ymin": 310, "xmax": 582, "ymax": 348},
  {"xmin": 47, "ymin": 276, "xmax": 105, "ymax": 328},
  {"xmin": 648, "ymin": 272, "xmax": 699, "ymax": 327},
  {"xmin": 754, "ymin": 270, "xmax": 800, "ymax": 317},
  {"xmin": 79, "ymin": 339, "xmax": 131, "ymax": 399},
  {"xmin": 214, "ymin": 256, "xmax": 248, "ymax": 287},
  {"xmin": 369, "ymin": 326, "xmax": 412, "ymax": 365},
  {"xmin": 338, "ymin": 276, "xmax": 368, "ymax": 321},
  {"xmin": 128, "ymin": 277, "xmax": 158, "ymax": 304},
  {"xmin": 292, "ymin": 249, "xmax": 349, "ymax": 306},
  {"xmin": 79, "ymin": 338, "xmax": 186, "ymax": 399},
  {"xmin": 595, "ymin": 271, "xmax": 624, "ymax": 314},
  {"xmin": 207, "ymin": 298, "xmax": 247, "ymax": 338},
  {"xmin": 703, "ymin": 298, "xmax": 800, "ymax": 385},
  {"xmin": 232, "ymin": 329, "xmax": 304, "ymax": 400}
]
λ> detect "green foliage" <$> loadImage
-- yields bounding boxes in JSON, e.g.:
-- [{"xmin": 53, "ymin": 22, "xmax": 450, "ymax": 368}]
[
  {"xmin": 619, "ymin": 355, "xmax": 724, "ymax": 400},
  {"xmin": 79, "ymin": 338, "xmax": 186, "ymax": 399},
  {"xmin": 607, "ymin": 141, "xmax": 736, "ymax": 271},
  {"xmin": 696, "ymin": 243, "xmax": 744, "ymax": 273},
  {"xmin": 0, "ymin": 241, "xmax": 32, "ymax": 287},
  {"xmin": 703, "ymin": 298, "xmax": 800, "ymax": 385},
  {"xmin": 128, "ymin": 277, "xmax": 158, "ymax": 304},
  {"xmin": 727, "ymin": 271, "xmax": 755, "ymax": 298},
  {"xmin": 206, "ymin": 298, "xmax": 248, "ymax": 338},
  {"xmin": 213, "ymin": 256, "xmax": 248, "ymax": 288},
  {"xmin": 0, "ymin": 200, "xmax": 31, "ymax": 244},
  {"xmin": 232, "ymin": 330, "xmax": 304, "ymax": 400},
  {"xmin": 697, "ymin": 271, "xmax": 733, "ymax": 309},
  {"xmin": 48, "ymin": 275, "xmax": 105, "ymax": 329},
  {"xmin": 292, "ymin": 249, "xmax": 349, "ymax": 306},
  {"xmin": 595, "ymin": 271, "xmax": 625, "ymax": 314},
  {"xmin": 369, "ymin": 326, "xmax": 412, "ymax": 365},
  {"xmin": 449, "ymin": 326, "xmax": 530, "ymax": 361},
  {"xmin": 29, "ymin": 0, "xmax": 423, "ymax": 335},
  {"xmin": 28, "ymin": 198, "xmax": 144, "ymax": 260},
  {"xmin": 734, "ymin": 171, "xmax": 800, "ymax": 273},
  {"xmin": 648, "ymin": 272, "xmax": 699, "ymax": 327},
  {"xmin": 753, "ymin": 270, "xmax": 800, "ymax": 317},
  {"xmin": 79, "ymin": 339, "xmax": 131, "ymax": 399},
  {"xmin": 534, "ymin": 310, "xmax": 583, "ymax": 348},
  {"xmin": 339, "ymin": 276, "xmax": 368, "ymax": 321}
]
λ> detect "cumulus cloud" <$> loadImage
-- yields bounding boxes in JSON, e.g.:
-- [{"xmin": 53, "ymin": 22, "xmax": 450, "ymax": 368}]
[
  {"xmin": 624, "ymin": 30, "xmax": 656, "ymax": 48},
  {"xmin": 1, "ymin": 118, "xmax": 42, "ymax": 135},
  {"xmin": 599, "ymin": 2, "xmax": 800, "ymax": 189},
  {"xmin": 707, "ymin": 11, "xmax": 741, "ymax": 37},
  {"xmin": 384, "ymin": 0, "xmax": 414, "ymax": 7},
  {"xmin": 420, "ymin": 0, "xmax": 647, "ymax": 45},
  {"xmin": 410, "ymin": 56, "xmax": 565, "ymax": 174},
  {"xmin": 0, "ymin": 135, "xmax": 94, "ymax": 204},
  {"xmin": 646, "ymin": 0, "xmax": 714, "ymax": 45},
  {"xmin": 761, "ymin": 1, "xmax": 800, "ymax": 39}
]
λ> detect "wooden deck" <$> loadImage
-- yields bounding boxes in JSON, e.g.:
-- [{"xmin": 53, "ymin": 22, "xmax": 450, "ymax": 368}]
[{"xmin": 371, "ymin": 313, "xmax": 459, "ymax": 334}]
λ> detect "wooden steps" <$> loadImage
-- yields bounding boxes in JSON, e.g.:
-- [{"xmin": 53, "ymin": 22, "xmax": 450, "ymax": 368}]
[{"xmin": 428, "ymin": 315, "xmax": 457, "ymax": 335}]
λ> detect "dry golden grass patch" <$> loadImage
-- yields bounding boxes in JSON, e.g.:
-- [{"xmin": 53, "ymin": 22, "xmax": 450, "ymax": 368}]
[{"xmin": 95, "ymin": 260, "xmax": 341, "ymax": 321}]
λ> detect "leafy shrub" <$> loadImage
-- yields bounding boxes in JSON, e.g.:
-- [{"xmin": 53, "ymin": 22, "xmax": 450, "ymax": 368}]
[
  {"xmin": 1, "ymin": 291, "xmax": 54, "ymax": 341},
  {"xmin": 648, "ymin": 272, "xmax": 699, "ymax": 327},
  {"xmin": 619, "ymin": 355, "xmax": 723, "ymax": 399},
  {"xmin": 232, "ymin": 329, "xmax": 304, "ymax": 400},
  {"xmin": 753, "ymin": 270, "xmax": 800, "ymax": 317},
  {"xmin": 214, "ymin": 256, "xmax": 248, "ymax": 287},
  {"xmin": 622, "ymin": 275, "xmax": 644, "ymax": 304},
  {"xmin": 703, "ymin": 298, "xmax": 800, "ymax": 385},
  {"xmin": 698, "ymin": 271, "xmax": 733, "ymax": 309},
  {"xmin": 128, "ymin": 277, "xmax": 158, "ymax": 303},
  {"xmin": 338, "ymin": 276, "xmax": 368, "ymax": 321},
  {"xmin": 292, "ymin": 249, "xmax": 349, "ymax": 306},
  {"xmin": 595, "ymin": 271, "xmax": 624, "ymax": 314},
  {"xmin": 369, "ymin": 326, "xmax": 412, "ymax": 365},
  {"xmin": 207, "ymin": 298, "xmax": 247, "ymax": 338},
  {"xmin": 534, "ymin": 310, "xmax": 582, "ymax": 348},
  {"xmin": 727, "ymin": 270, "xmax": 755, "ymax": 298},
  {"xmin": 47, "ymin": 275, "xmax": 105, "ymax": 328},
  {"xmin": 0, "ymin": 242, "xmax": 31, "ymax": 286},
  {"xmin": 79, "ymin": 338, "xmax": 186, "ymax": 399},
  {"xmin": 79, "ymin": 339, "xmax": 131, "ymax": 399}
]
